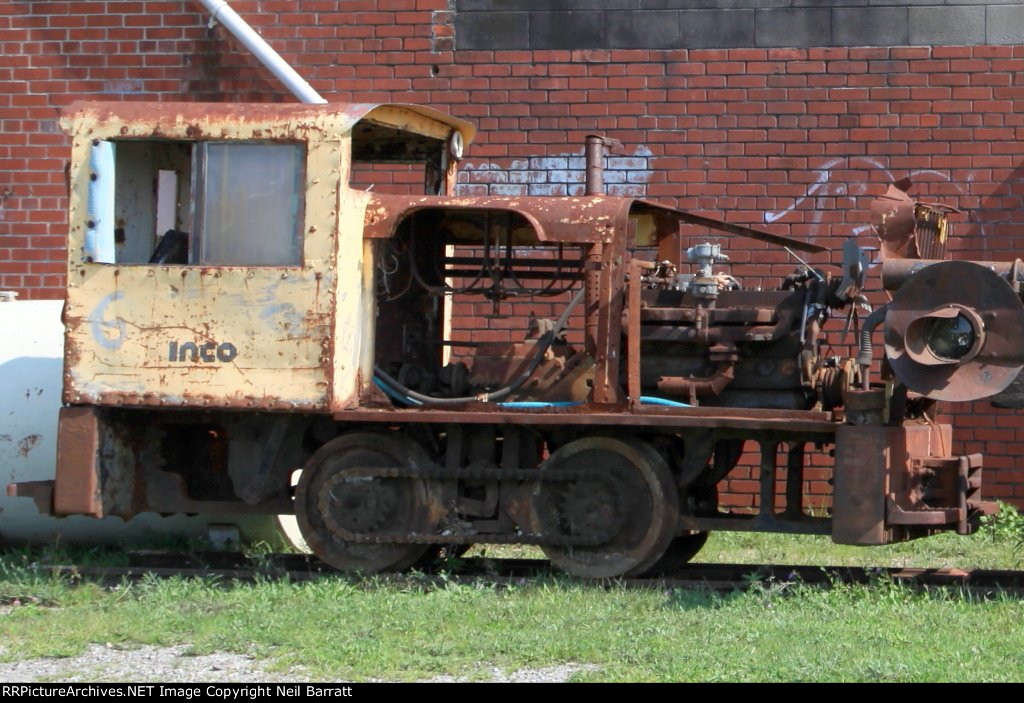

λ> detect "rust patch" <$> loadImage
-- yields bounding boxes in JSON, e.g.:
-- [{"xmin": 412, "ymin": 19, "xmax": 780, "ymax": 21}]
[
  {"xmin": 59, "ymin": 101, "xmax": 475, "ymax": 146},
  {"xmin": 16, "ymin": 434, "xmax": 41, "ymax": 458},
  {"xmin": 362, "ymin": 193, "xmax": 825, "ymax": 254},
  {"xmin": 871, "ymin": 179, "xmax": 959, "ymax": 261},
  {"xmin": 53, "ymin": 407, "xmax": 102, "ymax": 517}
]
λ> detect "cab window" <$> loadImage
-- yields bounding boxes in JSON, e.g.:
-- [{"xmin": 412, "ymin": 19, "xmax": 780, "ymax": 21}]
[{"xmin": 88, "ymin": 139, "xmax": 306, "ymax": 266}]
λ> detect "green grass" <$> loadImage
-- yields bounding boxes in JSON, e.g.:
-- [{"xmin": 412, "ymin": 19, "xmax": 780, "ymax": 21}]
[
  {"xmin": 1, "ymin": 508, "xmax": 1023, "ymax": 682},
  {"xmin": 697, "ymin": 529, "xmax": 1021, "ymax": 570},
  {"xmin": 469, "ymin": 501, "xmax": 1024, "ymax": 570}
]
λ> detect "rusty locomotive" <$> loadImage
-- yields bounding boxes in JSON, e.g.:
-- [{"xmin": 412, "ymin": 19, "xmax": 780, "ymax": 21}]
[{"xmin": 9, "ymin": 100, "xmax": 1024, "ymax": 578}]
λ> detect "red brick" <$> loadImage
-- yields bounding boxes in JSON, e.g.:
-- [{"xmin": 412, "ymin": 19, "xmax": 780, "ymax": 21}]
[
  {"xmin": 767, "ymin": 48, "xmax": 806, "ymax": 61},
  {"xmin": 1, "ymin": 6, "xmax": 1023, "ymax": 503}
]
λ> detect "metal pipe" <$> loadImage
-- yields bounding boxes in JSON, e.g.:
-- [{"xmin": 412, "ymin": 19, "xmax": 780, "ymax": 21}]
[
  {"xmin": 655, "ymin": 362, "xmax": 736, "ymax": 402},
  {"xmin": 193, "ymin": 0, "xmax": 327, "ymax": 104},
  {"xmin": 857, "ymin": 305, "xmax": 888, "ymax": 389},
  {"xmin": 881, "ymin": 258, "xmax": 1024, "ymax": 292},
  {"xmin": 584, "ymin": 135, "xmax": 605, "ymax": 195}
]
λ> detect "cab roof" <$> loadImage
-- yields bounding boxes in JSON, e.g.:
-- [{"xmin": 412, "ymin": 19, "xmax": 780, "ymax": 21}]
[{"xmin": 59, "ymin": 101, "xmax": 476, "ymax": 148}]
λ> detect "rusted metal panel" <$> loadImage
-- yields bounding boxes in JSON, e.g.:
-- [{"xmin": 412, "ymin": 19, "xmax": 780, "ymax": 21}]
[
  {"xmin": 626, "ymin": 258, "xmax": 645, "ymax": 407},
  {"xmin": 53, "ymin": 406, "xmax": 102, "ymax": 517},
  {"xmin": 364, "ymin": 194, "xmax": 643, "ymax": 244},
  {"xmin": 62, "ymin": 104, "xmax": 337, "ymax": 410},
  {"xmin": 883, "ymin": 260, "xmax": 1024, "ymax": 402},
  {"xmin": 359, "ymin": 104, "xmax": 476, "ymax": 145},
  {"xmin": 362, "ymin": 194, "xmax": 825, "ymax": 253},
  {"xmin": 59, "ymin": 101, "xmax": 475, "ymax": 146},
  {"xmin": 870, "ymin": 178, "xmax": 958, "ymax": 261},
  {"xmin": 881, "ymin": 258, "xmax": 1024, "ymax": 292},
  {"xmin": 6, "ymin": 481, "xmax": 54, "ymax": 517},
  {"xmin": 591, "ymin": 226, "xmax": 627, "ymax": 405},
  {"xmin": 332, "ymin": 187, "xmax": 374, "ymax": 410},
  {"xmin": 659, "ymin": 208, "xmax": 827, "ymax": 255},
  {"xmin": 833, "ymin": 422, "xmax": 975, "ymax": 545},
  {"xmin": 52, "ymin": 406, "xmax": 308, "ymax": 519},
  {"xmin": 63, "ymin": 265, "xmax": 336, "ymax": 410},
  {"xmin": 833, "ymin": 424, "xmax": 898, "ymax": 546}
]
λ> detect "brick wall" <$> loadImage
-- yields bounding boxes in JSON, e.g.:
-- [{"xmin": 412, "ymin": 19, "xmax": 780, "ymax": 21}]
[{"xmin": 2, "ymin": 1, "xmax": 1023, "ymax": 503}]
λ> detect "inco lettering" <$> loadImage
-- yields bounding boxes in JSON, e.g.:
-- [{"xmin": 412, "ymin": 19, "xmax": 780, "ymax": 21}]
[{"xmin": 168, "ymin": 341, "xmax": 238, "ymax": 363}]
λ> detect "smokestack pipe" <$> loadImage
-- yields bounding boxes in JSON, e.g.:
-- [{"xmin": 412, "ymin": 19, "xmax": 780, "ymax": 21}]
[
  {"xmin": 584, "ymin": 134, "xmax": 624, "ymax": 196},
  {"xmin": 584, "ymin": 135, "xmax": 606, "ymax": 196}
]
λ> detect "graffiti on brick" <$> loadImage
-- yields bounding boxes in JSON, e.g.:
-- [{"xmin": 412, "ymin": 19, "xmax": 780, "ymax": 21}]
[
  {"xmin": 457, "ymin": 145, "xmax": 653, "ymax": 198},
  {"xmin": 763, "ymin": 155, "xmax": 1024, "ymax": 250}
]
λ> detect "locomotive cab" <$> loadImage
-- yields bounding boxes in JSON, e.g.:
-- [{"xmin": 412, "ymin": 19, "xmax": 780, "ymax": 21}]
[
  {"xmin": 18, "ymin": 101, "xmax": 474, "ymax": 519},
  {"xmin": 60, "ymin": 101, "xmax": 474, "ymax": 413}
]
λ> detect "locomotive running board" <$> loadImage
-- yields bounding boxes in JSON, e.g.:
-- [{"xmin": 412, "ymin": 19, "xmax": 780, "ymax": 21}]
[{"xmin": 332, "ymin": 405, "xmax": 838, "ymax": 434}]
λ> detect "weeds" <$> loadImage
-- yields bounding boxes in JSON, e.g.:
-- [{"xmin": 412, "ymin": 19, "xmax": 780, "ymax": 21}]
[{"xmin": 979, "ymin": 502, "xmax": 1024, "ymax": 549}]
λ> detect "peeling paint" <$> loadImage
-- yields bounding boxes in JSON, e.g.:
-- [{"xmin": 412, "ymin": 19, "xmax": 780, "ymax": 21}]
[{"xmin": 17, "ymin": 434, "xmax": 40, "ymax": 458}]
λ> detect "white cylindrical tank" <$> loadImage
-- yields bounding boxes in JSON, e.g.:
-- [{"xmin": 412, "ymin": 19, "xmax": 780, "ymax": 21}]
[{"xmin": 0, "ymin": 298, "xmax": 284, "ymax": 546}]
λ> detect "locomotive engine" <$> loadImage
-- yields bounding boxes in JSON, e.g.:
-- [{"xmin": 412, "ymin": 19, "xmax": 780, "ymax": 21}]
[
  {"xmin": 9, "ymin": 101, "xmax": 1023, "ymax": 579},
  {"xmin": 629, "ymin": 241, "xmax": 845, "ymax": 413}
]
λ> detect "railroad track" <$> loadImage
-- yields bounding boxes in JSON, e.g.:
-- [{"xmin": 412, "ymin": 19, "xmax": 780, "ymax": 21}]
[{"xmin": 31, "ymin": 552, "xmax": 1024, "ymax": 595}]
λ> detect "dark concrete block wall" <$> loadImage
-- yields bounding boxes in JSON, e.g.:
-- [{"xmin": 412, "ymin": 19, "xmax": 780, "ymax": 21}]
[{"xmin": 454, "ymin": 1, "xmax": 1024, "ymax": 49}]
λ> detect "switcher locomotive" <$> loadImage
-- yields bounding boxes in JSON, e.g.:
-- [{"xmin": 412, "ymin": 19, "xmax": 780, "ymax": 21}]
[{"xmin": 9, "ymin": 101, "xmax": 1023, "ymax": 578}]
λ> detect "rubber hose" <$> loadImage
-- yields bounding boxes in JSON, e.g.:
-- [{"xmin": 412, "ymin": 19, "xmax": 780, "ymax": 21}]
[{"xmin": 374, "ymin": 287, "xmax": 586, "ymax": 406}]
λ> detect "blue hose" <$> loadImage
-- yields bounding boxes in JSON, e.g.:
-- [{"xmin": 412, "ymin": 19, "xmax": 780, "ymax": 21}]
[
  {"xmin": 376, "ymin": 376, "xmax": 692, "ymax": 410},
  {"xmin": 374, "ymin": 377, "xmax": 422, "ymax": 406},
  {"xmin": 639, "ymin": 395, "xmax": 693, "ymax": 408}
]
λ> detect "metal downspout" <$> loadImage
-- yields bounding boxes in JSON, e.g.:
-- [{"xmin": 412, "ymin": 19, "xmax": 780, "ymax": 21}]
[{"xmin": 193, "ymin": 0, "xmax": 327, "ymax": 104}]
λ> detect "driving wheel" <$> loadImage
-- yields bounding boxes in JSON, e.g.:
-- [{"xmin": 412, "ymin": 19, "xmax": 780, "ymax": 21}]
[
  {"xmin": 296, "ymin": 432, "xmax": 442, "ymax": 573},
  {"xmin": 531, "ymin": 436, "xmax": 679, "ymax": 578}
]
